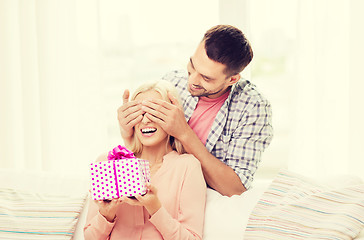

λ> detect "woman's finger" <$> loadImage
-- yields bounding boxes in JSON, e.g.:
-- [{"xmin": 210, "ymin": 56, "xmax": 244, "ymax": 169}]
[
  {"xmin": 147, "ymin": 183, "xmax": 158, "ymax": 194},
  {"xmin": 134, "ymin": 193, "xmax": 143, "ymax": 202},
  {"xmin": 121, "ymin": 196, "xmax": 142, "ymax": 206}
]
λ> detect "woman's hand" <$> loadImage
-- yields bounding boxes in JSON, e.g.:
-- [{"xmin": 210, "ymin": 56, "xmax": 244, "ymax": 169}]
[
  {"xmin": 121, "ymin": 183, "xmax": 162, "ymax": 216},
  {"xmin": 95, "ymin": 198, "xmax": 122, "ymax": 223}
]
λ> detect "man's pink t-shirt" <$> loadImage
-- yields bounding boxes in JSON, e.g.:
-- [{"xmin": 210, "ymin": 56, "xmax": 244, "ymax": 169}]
[{"xmin": 188, "ymin": 90, "xmax": 230, "ymax": 145}]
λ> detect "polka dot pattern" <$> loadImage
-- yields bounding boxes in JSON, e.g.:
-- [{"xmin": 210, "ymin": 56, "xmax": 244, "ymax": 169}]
[{"xmin": 90, "ymin": 158, "xmax": 150, "ymax": 200}]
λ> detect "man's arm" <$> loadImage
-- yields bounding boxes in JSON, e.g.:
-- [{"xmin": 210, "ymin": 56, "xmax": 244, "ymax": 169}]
[
  {"xmin": 141, "ymin": 95, "xmax": 245, "ymax": 196},
  {"xmin": 179, "ymin": 127, "xmax": 246, "ymax": 196}
]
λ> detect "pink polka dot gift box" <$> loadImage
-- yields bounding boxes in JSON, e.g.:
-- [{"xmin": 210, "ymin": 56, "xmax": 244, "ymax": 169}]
[{"xmin": 90, "ymin": 145, "xmax": 150, "ymax": 200}]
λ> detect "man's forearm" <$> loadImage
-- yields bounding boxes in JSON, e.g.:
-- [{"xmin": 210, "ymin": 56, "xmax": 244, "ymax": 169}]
[
  {"xmin": 120, "ymin": 131, "xmax": 133, "ymax": 150},
  {"xmin": 180, "ymin": 128, "xmax": 246, "ymax": 196}
]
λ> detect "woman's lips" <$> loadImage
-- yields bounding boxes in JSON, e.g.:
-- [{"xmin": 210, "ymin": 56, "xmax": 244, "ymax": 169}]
[{"xmin": 140, "ymin": 127, "xmax": 157, "ymax": 137}]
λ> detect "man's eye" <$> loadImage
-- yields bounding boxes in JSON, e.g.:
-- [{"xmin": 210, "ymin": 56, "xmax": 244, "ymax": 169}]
[{"xmin": 202, "ymin": 76, "xmax": 210, "ymax": 82}]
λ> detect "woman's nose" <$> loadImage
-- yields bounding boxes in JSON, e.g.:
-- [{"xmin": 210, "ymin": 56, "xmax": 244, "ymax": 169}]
[{"xmin": 141, "ymin": 114, "xmax": 151, "ymax": 124}]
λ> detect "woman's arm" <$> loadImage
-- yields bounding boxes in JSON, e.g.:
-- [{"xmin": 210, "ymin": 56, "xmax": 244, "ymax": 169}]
[
  {"xmin": 83, "ymin": 198, "xmax": 119, "ymax": 240},
  {"xmin": 149, "ymin": 159, "xmax": 207, "ymax": 240}
]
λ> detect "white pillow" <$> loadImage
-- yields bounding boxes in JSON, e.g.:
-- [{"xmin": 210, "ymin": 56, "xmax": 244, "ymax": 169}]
[{"xmin": 203, "ymin": 180, "xmax": 271, "ymax": 240}]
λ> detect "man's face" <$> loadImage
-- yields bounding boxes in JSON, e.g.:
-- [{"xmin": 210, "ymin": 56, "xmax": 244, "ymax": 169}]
[{"xmin": 186, "ymin": 41, "xmax": 239, "ymax": 99}]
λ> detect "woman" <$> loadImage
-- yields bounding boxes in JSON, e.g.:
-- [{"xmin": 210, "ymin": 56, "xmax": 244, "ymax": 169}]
[{"xmin": 84, "ymin": 80, "xmax": 207, "ymax": 240}]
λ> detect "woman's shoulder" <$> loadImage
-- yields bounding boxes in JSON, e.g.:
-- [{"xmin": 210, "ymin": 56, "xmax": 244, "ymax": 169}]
[{"xmin": 168, "ymin": 152, "xmax": 201, "ymax": 169}]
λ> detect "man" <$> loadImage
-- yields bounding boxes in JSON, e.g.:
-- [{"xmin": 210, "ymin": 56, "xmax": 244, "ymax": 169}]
[{"xmin": 118, "ymin": 25, "xmax": 273, "ymax": 196}]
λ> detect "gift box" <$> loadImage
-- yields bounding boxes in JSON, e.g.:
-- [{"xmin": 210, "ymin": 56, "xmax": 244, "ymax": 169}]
[{"xmin": 90, "ymin": 145, "xmax": 150, "ymax": 200}]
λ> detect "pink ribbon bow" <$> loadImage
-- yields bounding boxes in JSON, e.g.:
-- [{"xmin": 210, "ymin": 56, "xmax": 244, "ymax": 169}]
[{"xmin": 107, "ymin": 145, "xmax": 136, "ymax": 160}]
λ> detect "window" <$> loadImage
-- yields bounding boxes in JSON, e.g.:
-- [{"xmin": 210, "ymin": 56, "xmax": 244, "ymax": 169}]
[{"xmin": 98, "ymin": 0, "xmax": 219, "ymax": 146}]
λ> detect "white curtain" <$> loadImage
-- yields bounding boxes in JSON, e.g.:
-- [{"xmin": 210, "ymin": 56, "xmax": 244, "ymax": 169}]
[
  {"xmin": 219, "ymin": 0, "xmax": 364, "ymax": 179},
  {"xmin": 1, "ymin": 0, "xmax": 363, "ymax": 179},
  {"xmin": 289, "ymin": 0, "xmax": 364, "ymax": 179},
  {"xmin": 0, "ymin": 0, "xmax": 107, "ymax": 174}
]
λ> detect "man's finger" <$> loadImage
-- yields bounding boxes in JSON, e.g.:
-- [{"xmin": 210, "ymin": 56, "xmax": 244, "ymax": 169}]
[
  {"xmin": 123, "ymin": 89, "xmax": 130, "ymax": 105},
  {"xmin": 146, "ymin": 99, "xmax": 174, "ymax": 111},
  {"xmin": 123, "ymin": 109, "xmax": 144, "ymax": 124},
  {"xmin": 142, "ymin": 103, "xmax": 168, "ymax": 118},
  {"xmin": 118, "ymin": 100, "xmax": 142, "ymax": 114},
  {"xmin": 168, "ymin": 92, "xmax": 179, "ymax": 106},
  {"xmin": 144, "ymin": 113, "xmax": 164, "ymax": 126},
  {"xmin": 126, "ymin": 114, "xmax": 143, "ymax": 127}
]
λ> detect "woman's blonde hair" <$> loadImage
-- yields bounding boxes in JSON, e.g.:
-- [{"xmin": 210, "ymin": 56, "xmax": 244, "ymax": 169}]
[{"xmin": 129, "ymin": 80, "xmax": 185, "ymax": 155}]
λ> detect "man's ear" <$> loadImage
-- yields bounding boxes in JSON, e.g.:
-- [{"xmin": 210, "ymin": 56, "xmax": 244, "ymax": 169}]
[{"xmin": 227, "ymin": 73, "xmax": 241, "ymax": 86}]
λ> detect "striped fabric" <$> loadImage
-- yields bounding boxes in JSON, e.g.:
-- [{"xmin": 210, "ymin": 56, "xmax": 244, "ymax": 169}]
[
  {"xmin": 0, "ymin": 188, "xmax": 87, "ymax": 240},
  {"xmin": 244, "ymin": 170, "xmax": 364, "ymax": 240}
]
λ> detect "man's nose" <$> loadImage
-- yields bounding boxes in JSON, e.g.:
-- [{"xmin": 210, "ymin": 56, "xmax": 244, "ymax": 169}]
[{"xmin": 189, "ymin": 72, "xmax": 201, "ymax": 86}]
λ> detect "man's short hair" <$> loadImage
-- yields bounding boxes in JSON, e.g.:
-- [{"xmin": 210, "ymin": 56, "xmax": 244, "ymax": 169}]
[{"xmin": 203, "ymin": 25, "xmax": 253, "ymax": 77}]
